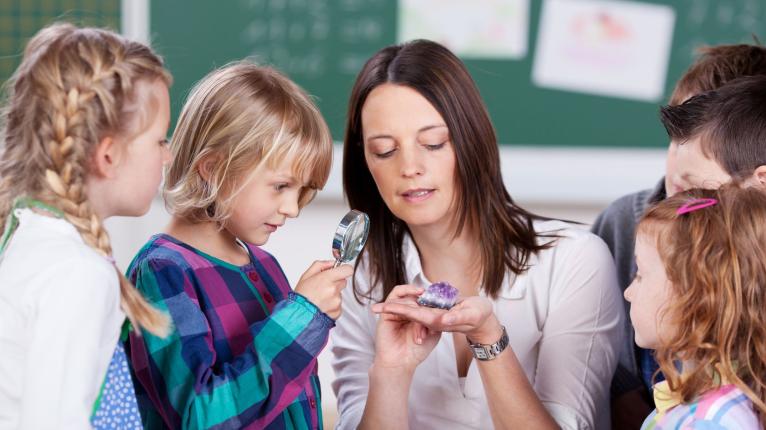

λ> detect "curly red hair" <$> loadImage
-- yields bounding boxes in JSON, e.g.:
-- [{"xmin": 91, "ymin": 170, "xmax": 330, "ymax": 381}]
[{"xmin": 638, "ymin": 185, "xmax": 766, "ymax": 425}]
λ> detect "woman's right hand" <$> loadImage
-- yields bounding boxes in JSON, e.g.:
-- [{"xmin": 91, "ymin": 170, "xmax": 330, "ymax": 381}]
[
  {"xmin": 371, "ymin": 284, "xmax": 441, "ymax": 372},
  {"xmin": 294, "ymin": 260, "xmax": 353, "ymax": 320}
]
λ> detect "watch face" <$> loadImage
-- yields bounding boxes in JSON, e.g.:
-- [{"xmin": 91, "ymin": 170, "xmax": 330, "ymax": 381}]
[{"xmin": 474, "ymin": 347, "xmax": 489, "ymax": 360}]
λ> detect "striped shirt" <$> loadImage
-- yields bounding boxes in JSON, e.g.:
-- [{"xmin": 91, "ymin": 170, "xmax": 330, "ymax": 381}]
[
  {"xmin": 642, "ymin": 382, "xmax": 761, "ymax": 429},
  {"xmin": 125, "ymin": 234, "xmax": 332, "ymax": 429}
]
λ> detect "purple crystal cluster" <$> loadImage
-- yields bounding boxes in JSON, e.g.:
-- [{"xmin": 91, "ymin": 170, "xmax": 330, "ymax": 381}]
[{"xmin": 417, "ymin": 281, "xmax": 459, "ymax": 310}]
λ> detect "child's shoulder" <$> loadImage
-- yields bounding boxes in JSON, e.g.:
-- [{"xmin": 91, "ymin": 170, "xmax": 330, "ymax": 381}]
[
  {"xmin": 128, "ymin": 233, "xmax": 198, "ymax": 274},
  {"xmin": 694, "ymin": 384, "xmax": 760, "ymax": 425},
  {"xmin": 9, "ymin": 209, "xmax": 111, "ymax": 271},
  {"xmin": 656, "ymin": 384, "xmax": 761, "ymax": 429},
  {"xmin": 0, "ymin": 210, "xmax": 117, "ymax": 298}
]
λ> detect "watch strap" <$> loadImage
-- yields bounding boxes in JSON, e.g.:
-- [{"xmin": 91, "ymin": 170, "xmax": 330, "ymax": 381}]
[{"xmin": 467, "ymin": 325, "xmax": 509, "ymax": 361}]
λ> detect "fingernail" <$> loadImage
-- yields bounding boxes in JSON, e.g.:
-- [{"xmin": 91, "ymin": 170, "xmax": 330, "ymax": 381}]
[{"xmin": 416, "ymin": 337, "xmax": 422, "ymax": 345}]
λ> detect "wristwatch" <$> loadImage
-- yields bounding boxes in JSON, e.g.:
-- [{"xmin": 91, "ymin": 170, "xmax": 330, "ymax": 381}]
[{"xmin": 467, "ymin": 325, "xmax": 509, "ymax": 361}]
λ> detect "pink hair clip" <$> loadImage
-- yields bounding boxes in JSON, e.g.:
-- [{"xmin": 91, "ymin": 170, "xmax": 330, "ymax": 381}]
[{"xmin": 676, "ymin": 198, "xmax": 718, "ymax": 215}]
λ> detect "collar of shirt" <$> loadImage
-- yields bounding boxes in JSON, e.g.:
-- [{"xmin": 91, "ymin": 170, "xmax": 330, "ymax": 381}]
[{"xmin": 653, "ymin": 368, "xmax": 732, "ymax": 417}]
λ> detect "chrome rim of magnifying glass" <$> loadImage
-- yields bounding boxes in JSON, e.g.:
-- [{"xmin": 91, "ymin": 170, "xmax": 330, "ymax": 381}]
[{"xmin": 332, "ymin": 209, "xmax": 370, "ymax": 264}]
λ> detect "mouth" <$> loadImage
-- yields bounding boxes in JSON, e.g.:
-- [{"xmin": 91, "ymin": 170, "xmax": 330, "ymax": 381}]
[
  {"xmin": 264, "ymin": 223, "xmax": 283, "ymax": 232},
  {"xmin": 401, "ymin": 188, "xmax": 435, "ymax": 202}
]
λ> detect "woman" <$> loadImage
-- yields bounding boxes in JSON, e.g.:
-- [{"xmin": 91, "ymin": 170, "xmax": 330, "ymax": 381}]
[{"xmin": 330, "ymin": 39, "xmax": 625, "ymax": 429}]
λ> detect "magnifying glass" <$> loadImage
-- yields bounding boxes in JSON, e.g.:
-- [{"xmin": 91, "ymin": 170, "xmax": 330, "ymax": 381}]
[{"xmin": 332, "ymin": 209, "xmax": 370, "ymax": 268}]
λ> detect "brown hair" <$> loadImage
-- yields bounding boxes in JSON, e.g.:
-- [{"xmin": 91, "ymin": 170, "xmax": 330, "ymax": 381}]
[
  {"xmin": 163, "ymin": 62, "xmax": 333, "ymax": 224},
  {"xmin": 0, "ymin": 23, "xmax": 170, "ymax": 336},
  {"xmin": 670, "ymin": 43, "xmax": 766, "ymax": 105},
  {"xmin": 638, "ymin": 186, "xmax": 766, "ymax": 425},
  {"xmin": 660, "ymin": 75, "xmax": 766, "ymax": 180},
  {"xmin": 343, "ymin": 39, "xmax": 554, "ymax": 302}
]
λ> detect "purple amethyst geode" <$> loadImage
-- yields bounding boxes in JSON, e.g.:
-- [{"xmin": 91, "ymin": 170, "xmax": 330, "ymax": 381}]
[{"xmin": 417, "ymin": 281, "xmax": 459, "ymax": 310}]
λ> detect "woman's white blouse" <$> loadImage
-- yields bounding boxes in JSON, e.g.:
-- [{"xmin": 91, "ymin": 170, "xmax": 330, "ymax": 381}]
[{"xmin": 331, "ymin": 220, "xmax": 625, "ymax": 430}]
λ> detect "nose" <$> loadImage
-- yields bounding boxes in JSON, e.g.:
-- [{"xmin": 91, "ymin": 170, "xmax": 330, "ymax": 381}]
[
  {"xmin": 399, "ymin": 144, "xmax": 424, "ymax": 178},
  {"xmin": 624, "ymin": 281, "xmax": 635, "ymax": 302},
  {"xmin": 280, "ymin": 193, "xmax": 300, "ymax": 218}
]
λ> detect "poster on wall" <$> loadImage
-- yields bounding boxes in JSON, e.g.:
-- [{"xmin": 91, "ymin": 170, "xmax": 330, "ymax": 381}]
[
  {"xmin": 398, "ymin": 0, "xmax": 530, "ymax": 59},
  {"xmin": 532, "ymin": 0, "xmax": 675, "ymax": 102}
]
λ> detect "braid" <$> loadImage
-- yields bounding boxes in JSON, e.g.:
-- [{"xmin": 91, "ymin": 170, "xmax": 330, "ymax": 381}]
[
  {"xmin": 45, "ymin": 92, "xmax": 169, "ymax": 336},
  {"xmin": 1, "ymin": 23, "xmax": 170, "ymax": 337}
]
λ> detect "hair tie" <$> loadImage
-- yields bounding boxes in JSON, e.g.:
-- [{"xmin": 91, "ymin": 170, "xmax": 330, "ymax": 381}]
[{"xmin": 676, "ymin": 198, "xmax": 718, "ymax": 215}]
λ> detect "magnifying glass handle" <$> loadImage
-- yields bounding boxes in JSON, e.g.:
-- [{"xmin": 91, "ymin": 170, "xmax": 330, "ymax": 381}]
[{"xmin": 333, "ymin": 259, "xmax": 341, "ymax": 269}]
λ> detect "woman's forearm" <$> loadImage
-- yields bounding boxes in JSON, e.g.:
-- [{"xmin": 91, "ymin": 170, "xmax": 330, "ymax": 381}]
[
  {"xmin": 469, "ymin": 319, "xmax": 559, "ymax": 430},
  {"xmin": 358, "ymin": 364, "xmax": 414, "ymax": 429},
  {"xmin": 477, "ymin": 347, "xmax": 559, "ymax": 429}
]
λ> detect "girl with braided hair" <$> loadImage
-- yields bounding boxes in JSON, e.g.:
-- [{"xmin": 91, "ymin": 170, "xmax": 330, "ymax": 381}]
[{"xmin": 0, "ymin": 23, "xmax": 171, "ymax": 428}]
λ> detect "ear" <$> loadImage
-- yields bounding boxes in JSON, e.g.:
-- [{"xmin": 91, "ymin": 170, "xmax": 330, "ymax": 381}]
[
  {"xmin": 197, "ymin": 155, "xmax": 218, "ymax": 182},
  {"xmin": 751, "ymin": 165, "xmax": 766, "ymax": 187},
  {"xmin": 91, "ymin": 136, "xmax": 124, "ymax": 179}
]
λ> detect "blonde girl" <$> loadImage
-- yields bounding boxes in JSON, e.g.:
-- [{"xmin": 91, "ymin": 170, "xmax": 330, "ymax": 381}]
[
  {"xmin": 0, "ymin": 23, "xmax": 171, "ymax": 428},
  {"xmin": 626, "ymin": 186, "xmax": 766, "ymax": 429},
  {"xmin": 125, "ymin": 62, "xmax": 352, "ymax": 429}
]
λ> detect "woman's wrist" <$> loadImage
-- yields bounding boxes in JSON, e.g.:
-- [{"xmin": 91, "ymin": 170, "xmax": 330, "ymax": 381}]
[
  {"xmin": 369, "ymin": 362, "xmax": 415, "ymax": 392},
  {"xmin": 466, "ymin": 314, "xmax": 504, "ymax": 345},
  {"xmin": 370, "ymin": 361, "xmax": 416, "ymax": 380}
]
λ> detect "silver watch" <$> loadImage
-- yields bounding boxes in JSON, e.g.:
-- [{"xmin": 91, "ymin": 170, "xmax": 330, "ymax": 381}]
[{"xmin": 467, "ymin": 325, "xmax": 509, "ymax": 361}]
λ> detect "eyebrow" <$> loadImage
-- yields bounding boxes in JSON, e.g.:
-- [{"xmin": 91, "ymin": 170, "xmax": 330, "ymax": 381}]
[
  {"xmin": 366, "ymin": 124, "xmax": 448, "ymax": 142},
  {"xmin": 272, "ymin": 172, "xmax": 298, "ymax": 183}
]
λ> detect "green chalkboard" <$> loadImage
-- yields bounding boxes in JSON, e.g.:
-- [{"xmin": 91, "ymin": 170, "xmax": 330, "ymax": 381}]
[
  {"xmin": 0, "ymin": 0, "xmax": 120, "ymax": 85},
  {"xmin": 151, "ymin": 0, "xmax": 764, "ymax": 148}
]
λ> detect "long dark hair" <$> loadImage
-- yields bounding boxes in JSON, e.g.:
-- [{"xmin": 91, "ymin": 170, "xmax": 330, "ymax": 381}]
[{"xmin": 343, "ymin": 39, "xmax": 555, "ymax": 302}]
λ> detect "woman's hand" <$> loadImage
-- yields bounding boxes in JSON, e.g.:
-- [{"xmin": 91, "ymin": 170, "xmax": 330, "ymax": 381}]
[
  {"xmin": 371, "ymin": 284, "xmax": 441, "ymax": 372},
  {"xmin": 372, "ymin": 295, "xmax": 503, "ymax": 344}
]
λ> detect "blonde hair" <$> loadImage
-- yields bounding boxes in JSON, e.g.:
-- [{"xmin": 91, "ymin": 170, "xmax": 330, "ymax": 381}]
[
  {"xmin": 638, "ymin": 186, "xmax": 766, "ymax": 426},
  {"xmin": 164, "ymin": 61, "xmax": 333, "ymax": 224},
  {"xmin": 0, "ymin": 23, "xmax": 170, "ymax": 337}
]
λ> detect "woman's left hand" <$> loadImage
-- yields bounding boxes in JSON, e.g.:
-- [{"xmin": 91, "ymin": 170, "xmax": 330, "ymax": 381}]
[{"xmin": 371, "ymin": 295, "xmax": 503, "ymax": 344}]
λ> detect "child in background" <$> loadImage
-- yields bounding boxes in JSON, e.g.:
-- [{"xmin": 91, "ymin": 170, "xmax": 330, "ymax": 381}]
[
  {"xmin": 592, "ymin": 43, "xmax": 766, "ymax": 427},
  {"xmin": 626, "ymin": 186, "xmax": 766, "ymax": 429},
  {"xmin": 126, "ymin": 62, "xmax": 353, "ymax": 429},
  {"xmin": 0, "ymin": 23, "xmax": 171, "ymax": 428}
]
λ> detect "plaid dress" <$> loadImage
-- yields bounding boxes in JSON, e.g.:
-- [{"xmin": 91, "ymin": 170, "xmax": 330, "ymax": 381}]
[
  {"xmin": 125, "ymin": 234, "xmax": 332, "ymax": 429},
  {"xmin": 642, "ymin": 382, "xmax": 761, "ymax": 429}
]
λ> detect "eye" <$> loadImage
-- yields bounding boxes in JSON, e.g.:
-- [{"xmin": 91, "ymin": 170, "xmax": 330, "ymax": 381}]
[
  {"xmin": 373, "ymin": 148, "xmax": 396, "ymax": 159},
  {"xmin": 425, "ymin": 142, "xmax": 446, "ymax": 151},
  {"xmin": 273, "ymin": 183, "xmax": 289, "ymax": 192},
  {"xmin": 159, "ymin": 138, "xmax": 170, "ymax": 147}
]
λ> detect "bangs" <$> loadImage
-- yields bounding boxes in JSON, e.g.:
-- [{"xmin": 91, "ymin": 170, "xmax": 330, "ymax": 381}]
[{"xmin": 259, "ymin": 102, "xmax": 333, "ymax": 206}]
